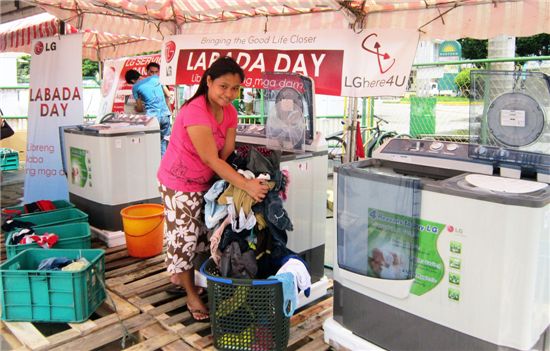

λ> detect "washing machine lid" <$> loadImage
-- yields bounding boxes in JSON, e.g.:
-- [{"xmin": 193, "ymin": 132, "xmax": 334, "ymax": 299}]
[
  {"xmin": 424, "ymin": 173, "xmax": 550, "ymax": 207},
  {"xmin": 465, "ymin": 174, "xmax": 548, "ymax": 194}
]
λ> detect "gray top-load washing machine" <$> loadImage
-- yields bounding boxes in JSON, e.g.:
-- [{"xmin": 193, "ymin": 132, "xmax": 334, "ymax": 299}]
[{"xmin": 62, "ymin": 115, "xmax": 161, "ymax": 231}]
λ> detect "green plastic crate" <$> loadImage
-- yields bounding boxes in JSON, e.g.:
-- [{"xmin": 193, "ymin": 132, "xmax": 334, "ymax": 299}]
[
  {"xmin": 2, "ymin": 200, "xmax": 75, "ymax": 218},
  {"xmin": 0, "ymin": 149, "xmax": 19, "ymax": 171},
  {"xmin": 200, "ymin": 259, "xmax": 290, "ymax": 351},
  {"xmin": 10, "ymin": 208, "xmax": 88, "ymax": 228},
  {"xmin": 6, "ymin": 222, "xmax": 92, "ymax": 259},
  {"xmin": 0, "ymin": 248, "xmax": 106, "ymax": 323}
]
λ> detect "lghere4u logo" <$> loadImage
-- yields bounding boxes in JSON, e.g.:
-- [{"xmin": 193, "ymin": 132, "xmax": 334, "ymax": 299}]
[{"xmin": 361, "ymin": 33, "xmax": 396, "ymax": 74}]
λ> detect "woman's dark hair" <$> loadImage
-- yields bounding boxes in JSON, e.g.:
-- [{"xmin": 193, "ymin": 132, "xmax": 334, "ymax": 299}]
[{"xmin": 185, "ymin": 56, "xmax": 245, "ymax": 105}]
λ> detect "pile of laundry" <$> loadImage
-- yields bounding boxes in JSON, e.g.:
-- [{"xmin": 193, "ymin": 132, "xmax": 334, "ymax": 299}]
[
  {"xmin": 1, "ymin": 200, "xmax": 58, "ymax": 217},
  {"xmin": 35, "ymin": 256, "xmax": 90, "ymax": 272},
  {"xmin": 206, "ymin": 146, "xmax": 311, "ymax": 316},
  {"xmin": 8, "ymin": 227, "xmax": 59, "ymax": 248}
]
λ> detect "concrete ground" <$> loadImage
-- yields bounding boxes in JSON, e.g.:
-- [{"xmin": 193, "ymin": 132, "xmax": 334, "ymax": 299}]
[{"xmin": 0, "ymin": 167, "xmax": 25, "ymax": 208}]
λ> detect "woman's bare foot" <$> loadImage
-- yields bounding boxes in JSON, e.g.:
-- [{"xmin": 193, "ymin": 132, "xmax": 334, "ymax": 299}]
[
  {"xmin": 186, "ymin": 292, "xmax": 209, "ymax": 322},
  {"xmin": 169, "ymin": 275, "xmax": 204, "ymax": 295}
]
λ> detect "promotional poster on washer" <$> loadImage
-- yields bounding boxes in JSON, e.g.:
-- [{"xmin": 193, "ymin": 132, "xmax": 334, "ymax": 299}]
[
  {"xmin": 160, "ymin": 28, "xmax": 419, "ymax": 97},
  {"xmin": 98, "ymin": 54, "xmax": 162, "ymax": 118}
]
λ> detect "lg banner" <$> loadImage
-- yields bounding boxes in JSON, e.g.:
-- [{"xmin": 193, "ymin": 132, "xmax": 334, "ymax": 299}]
[
  {"xmin": 24, "ymin": 34, "xmax": 83, "ymax": 202},
  {"xmin": 161, "ymin": 29, "xmax": 419, "ymax": 97}
]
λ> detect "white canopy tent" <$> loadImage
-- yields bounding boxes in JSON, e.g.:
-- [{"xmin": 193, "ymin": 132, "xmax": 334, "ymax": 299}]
[
  {"xmin": 19, "ymin": 0, "xmax": 550, "ymax": 40},
  {"xmin": 0, "ymin": 12, "xmax": 161, "ymax": 61}
]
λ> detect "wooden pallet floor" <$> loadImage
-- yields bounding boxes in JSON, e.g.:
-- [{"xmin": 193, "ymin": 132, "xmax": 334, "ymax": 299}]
[{"xmin": 0, "ymin": 241, "xmax": 334, "ymax": 350}]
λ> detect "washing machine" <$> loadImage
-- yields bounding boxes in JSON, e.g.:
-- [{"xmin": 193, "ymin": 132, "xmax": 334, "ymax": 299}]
[
  {"xmin": 325, "ymin": 69, "xmax": 550, "ymax": 351},
  {"xmin": 323, "ymin": 137, "xmax": 549, "ymax": 351},
  {"xmin": 236, "ymin": 73, "xmax": 329, "ymax": 306},
  {"xmin": 62, "ymin": 115, "xmax": 161, "ymax": 231}
]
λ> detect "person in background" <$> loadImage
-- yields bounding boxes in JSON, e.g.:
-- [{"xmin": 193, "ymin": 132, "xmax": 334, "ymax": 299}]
[
  {"xmin": 157, "ymin": 56, "xmax": 269, "ymax": 322},
  {"xmin": 146, "ymin": 62, "xmax": 174, "ymax": 113},
  {"xmin": 125, "ymin": 69, "xmax": 171, "ymax": 157},
  {"xmin": 243, "ymin": 87, "xmax": 254, "ymax": 115}
]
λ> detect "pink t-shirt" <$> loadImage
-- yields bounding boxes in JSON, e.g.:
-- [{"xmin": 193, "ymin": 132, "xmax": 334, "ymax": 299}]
[{"xmin": 157, "ymin": 95, "xmax": 238, "ymax": 192}]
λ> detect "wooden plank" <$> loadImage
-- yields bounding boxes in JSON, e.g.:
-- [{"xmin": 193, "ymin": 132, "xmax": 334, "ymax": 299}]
[
  {"xmin": 106, "ymin": 262, "xmax": 167, "ymax": 287},
  {"xmin": 128, "ymin": 291, "xmax": 174, "ymax": 309},
  {"xmin": 49, "ymin": 314, "xmax": 157, "ymax": 351},
  {"xmin": 105, "ymin": 255, "xmax": 165, "ymax": 279},
  {"xmin": 109, "ymin": 271, "xmax": 170, "ymax": 298},
  {"xmin": 291, "ymin": 296, "xmax": 333, "ymax": 327},
  {"xmin": 2, "ymin": 322, "xmax": 48, "ymax": 351},
  {"xmin": 139, "ymin": 323, "xmax": 168, "ymax": 339},
  {"xmin": 296, "ymin": 330, "xmax": 330, "ymax": 351},
  {"xmin": 161, "ymin": 339, "xmax": 198, "ymax": 351},
  {"xmin": 288, "ymin": 308, "xmax": 333, "ymax": 347},
  {"xmin": 182, "ymin": 333, "xmax": 204, "ymax": 350},
  {"xmin": 104, "ymin": 249, "xmax": 132, "ymax": 264},
  {"xmin": 123, "ymin": 331, "xmax": 180, "ymax": 351},
  {"xmin": 0, "ymin": 322, "xmax": 24, "ymax": 350},
  {"xmin": 3, "ymin": 291, "xmax": 140, "ymax": 351},
  {"xmin": 174, "ymin": 322, "xmax": 211, "ymax": 337},
  {"xmin": 191, "ymin": 334, "xmax": 213, "ymax": 350}
]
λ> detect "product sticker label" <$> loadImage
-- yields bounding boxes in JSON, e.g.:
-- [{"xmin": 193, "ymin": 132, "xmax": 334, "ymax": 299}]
[
  {"xmin": 366, "ymin": 209, "xmax": 418, "ymax": 280},
  {"xmin": 500, "ymin": 109, "xmax": 526, "ymax": 127},
  {"xmin": 70, "ymin": 147, "xmax": 89, "ymax": 188},
  {"xmin": 410, "ymin": 218, "xmax": 446, "ymax": 296}
]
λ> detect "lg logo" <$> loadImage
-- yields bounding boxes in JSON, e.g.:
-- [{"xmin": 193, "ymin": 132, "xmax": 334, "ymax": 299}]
[
  {"xmin": 34, "ymin": 41, "xmax": 57, "ymax": 55},
  {"xmin": 34, "ymin": 41, "xmax": 44, "ymax": 55}
]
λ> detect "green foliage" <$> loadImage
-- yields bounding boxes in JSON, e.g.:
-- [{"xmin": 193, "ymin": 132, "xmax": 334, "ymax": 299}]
[
  {"xmin": 516, "ymin": 33, "xmax": 550, "ymax": 56},
  {"xmin": 16, "ymin": 55, "xmax": 31, "ymax": 84},
  {"xmin": 458, "ymin": 38, "xmax": 487, "ymax": 61},
  {"xmin": 454, "ymin": 68, "xmax": 477, "ymax": 97},
  {"xmin": 16, "ymin": 56, "xmax": 100, "ymax": 83},
  {"xmin": 459, "ymin": 35, "xmax": 550, "ymax": 60},
  {"xmin": 82, "ymin": 59, "xmax": 99, "ymax": 77}
]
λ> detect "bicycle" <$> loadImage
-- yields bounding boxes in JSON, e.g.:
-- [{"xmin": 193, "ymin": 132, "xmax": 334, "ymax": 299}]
[{"xmin": 326, "ymin": 115, "xmax": 411, "ymax": 162}]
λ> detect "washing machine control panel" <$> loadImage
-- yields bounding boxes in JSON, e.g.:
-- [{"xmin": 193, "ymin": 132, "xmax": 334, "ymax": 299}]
[
  {"xmin": 468, "ymin": 144, "xmax": 549, "ymax": 172},
  {"xmin": 378, "ymin": 139, "xmax": 470, "ymax": 159},
  {"xmin": 373, "ymin": 138, "xmax": 494, "ymax": 174}
]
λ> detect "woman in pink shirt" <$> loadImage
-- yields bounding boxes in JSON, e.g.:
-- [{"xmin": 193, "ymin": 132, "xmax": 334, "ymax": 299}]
[{"xmin": 157, "ymin": 56, "xmax": 268, "ymax": 322}]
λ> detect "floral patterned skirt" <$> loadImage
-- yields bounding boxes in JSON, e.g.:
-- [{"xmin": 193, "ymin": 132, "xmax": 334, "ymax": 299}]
[{"xmin": 158, "ymin": 182, "xmax": 209, "ymax": 273}]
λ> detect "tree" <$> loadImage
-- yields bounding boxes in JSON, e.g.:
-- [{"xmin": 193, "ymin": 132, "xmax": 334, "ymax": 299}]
[
  {"xmin": 459, "ymin": 34, "xmax": 550, "ymax": 59},
  {"xmin": 458, "ymin": 38, "xmax": 487, "ymax": 60},
  {"xmin": 16, "ymin": 55, "xmax": 31, "ymax": 83},
  {"xmin": 82, "ymin": 59, "xmax": 99, "ymax": 77},
  {"xmin": 454, "ymin": 68, "xmax": 477, "ymax": 97},
  {"xmin": 16, "ymin": 56, "xmax": 100, "ymax": 82},
  {"xmin": 516, "ymin": 33, "xmax": 550, "ymax": 56}
]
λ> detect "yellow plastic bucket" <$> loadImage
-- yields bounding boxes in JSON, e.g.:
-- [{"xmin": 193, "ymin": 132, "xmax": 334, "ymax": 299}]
[{"xmin": 120, "ymin": 203, "xmax": 164, "ymax": 258}]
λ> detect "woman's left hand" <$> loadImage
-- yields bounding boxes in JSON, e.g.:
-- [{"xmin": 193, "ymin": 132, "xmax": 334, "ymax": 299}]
[{"xmin": 244, "ymin": 178, "xmax": 269, "ymax": 202}]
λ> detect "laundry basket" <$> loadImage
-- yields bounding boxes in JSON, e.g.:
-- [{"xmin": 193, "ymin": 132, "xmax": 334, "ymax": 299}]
[{"xmin": 200, "ymin": 258, "xmax": 290, "ymax": 351}]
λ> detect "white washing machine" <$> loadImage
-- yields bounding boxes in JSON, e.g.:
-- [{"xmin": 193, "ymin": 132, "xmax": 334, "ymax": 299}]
[
  {"xmin": 62, "ymin": 116, "xmax": 161, "ymax": 230},
  {"xmin": 324, "ymin": 138, "xmax": 549, "ymax": 351},
  {"xmin": 235, "ymin": 73, "xmax": 330, "ymax": 305}
]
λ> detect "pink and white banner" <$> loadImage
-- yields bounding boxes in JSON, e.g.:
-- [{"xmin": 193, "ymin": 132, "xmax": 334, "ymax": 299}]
[
  {"xmin": 24, "ymin": 34, "xmax": 83, "ymax": 202},
  {"xmin": 161, "ymin": 28, "xmax": 419, "ymax": 97}
]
